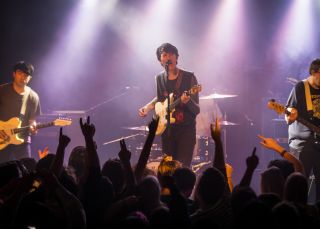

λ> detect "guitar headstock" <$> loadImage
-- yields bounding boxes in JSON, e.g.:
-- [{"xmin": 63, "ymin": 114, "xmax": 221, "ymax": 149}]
[
  {"xmin": 189, "ymin": 84, "xmax": 202, "ymax": 95},
  {"xmin": 267, "ymin": 99, "xmax": 286, "ymax": 115},
  {"xmin": 53, "ymin": 118, "xmax": 72, "ymax": 126}
]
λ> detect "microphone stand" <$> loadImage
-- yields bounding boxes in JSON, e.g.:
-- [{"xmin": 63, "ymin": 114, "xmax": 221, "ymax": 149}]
[
  {"xmin": 165, "ymin": 63, "xmax": 171, "ymax": 137},
  {"xmin": 85, "ymin": 89, "xmax": 130, "ymax": 116}
]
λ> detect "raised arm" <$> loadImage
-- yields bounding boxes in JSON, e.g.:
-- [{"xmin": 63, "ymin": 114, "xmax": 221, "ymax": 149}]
[
  {"xmin": 134, "ymin": 118, "xmax": 159, "ymax": 182},
  {"xmin": 80, "ymin": 116, "xmax": 100, "ymax": 175},
  {"xmin": 50, "ymin": 128, "xmax": 71, "ymax": 177},
  {"xmin": 239, "ymin": 147, "xmax": 259, "ymax": 187},
  {"xmin": 211, "ymin": 118, "xmax": 226, "ymax": 177},
  {"xmin": 258, "ymin": 135, "xmax": 305, "ymax": 175},
  {"xmin": 118, "ymin": 139, "xmax": 136, "ymax": 195}
]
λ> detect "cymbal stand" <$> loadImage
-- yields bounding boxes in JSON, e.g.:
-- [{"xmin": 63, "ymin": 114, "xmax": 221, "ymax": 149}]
[
  {"xmin": 103, "ymin": 133, "xmax": 143, "ymax": 145},
  {"xmin": 221, "ymin": 127, "xmax": 228, "ymax": 160},
  {"xmin": 86, "ymin": 90, "xmax": 130, "ymax": 115}
]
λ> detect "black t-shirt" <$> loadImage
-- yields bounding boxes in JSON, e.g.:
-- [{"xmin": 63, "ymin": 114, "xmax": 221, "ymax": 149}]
[
  {"xmin": 0, "ymin": 83, "xmax": 41, "ymax": 141},
  {"xmin": 287, "ymin": 81, "xmax": 320, "ymax": 142}
]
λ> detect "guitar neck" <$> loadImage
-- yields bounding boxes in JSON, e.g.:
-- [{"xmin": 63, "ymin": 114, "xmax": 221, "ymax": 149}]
[
  {"xmin": 13, "ymin": 122, "xmax": 55, "ymax": 134},
  {"xmin": 168, "ymin": 98, "xmax": 181, "ymax": 111},
  {"xmin": 296, "ymin": 117, "xmax": 320, "ymax": 135},
  {"xmin": 168, "ymin": 88, "xmax": 195, "ymax": 111},
  {"xmin": 285, "ymin": 108, "xmax": 320, "ymax": 134}
]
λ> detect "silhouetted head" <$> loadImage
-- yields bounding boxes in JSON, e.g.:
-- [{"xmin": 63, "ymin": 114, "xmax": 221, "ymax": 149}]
[
  {"xmin": 102, "ymin": 158, "xmax": 125, "ymax": 194},
  {"xmin": 267, "ymin": 159, "xmax": 294, "ymax": 180},
  {"xmin": 284, "ymin": 172, "xmax": 308, "ymax": 204},
  {"xmin": 195, "ymin": 167, "xmax": 226, "ymax": 207}
]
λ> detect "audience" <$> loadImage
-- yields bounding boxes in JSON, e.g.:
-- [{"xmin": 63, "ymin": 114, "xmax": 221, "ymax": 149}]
[{"xmin": 1, "ymin": 117, "xmax": 319, "ymax": 229}]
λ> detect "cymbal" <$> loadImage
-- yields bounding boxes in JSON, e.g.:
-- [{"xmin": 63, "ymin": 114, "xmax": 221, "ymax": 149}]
[
  {"xmin": 200, "ymin": 93, "xmax": 238, "ymax": 100},
  {"xmin": 122, "ymin": 126, "xmax": 149, "ymax": 131},
  {"xmin": 219, "ymin": 120, "xmax": 238, "ymax": 126}
]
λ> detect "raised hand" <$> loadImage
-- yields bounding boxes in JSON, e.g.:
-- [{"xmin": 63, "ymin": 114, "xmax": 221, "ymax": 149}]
[
  {"xmin": 148, "ymin": 117, "xmax": 159, "ymax": 135},
  {"xmin": 210, "ymin": 117, "xmax": 221, "ymax": 142},
  {"xmin": 118, "ymin": 139, "xmax": 131, "ymax": 162},
  {"xmin": 38, "ymin": 146, "xmax": 49, "ymax": 159},
  {"xmin": 246, "ymin": 147, "xmax": 259, "ymax": 170},
  {"xmin": 80, "ymin": 116, "xmax": 95, "ymax": 139},
  {"xmin": 258, "ymin": 135, "xmax": 282, "ymax": 152},
  {"xmin": 59, "ymin": 127, "xmax": 70, "ymax": 148}
]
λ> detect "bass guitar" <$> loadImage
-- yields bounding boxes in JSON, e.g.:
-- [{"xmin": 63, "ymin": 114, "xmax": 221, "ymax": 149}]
[{"xmin": 267, "ymin": 99, "xmax": 320, "ymax": 135}]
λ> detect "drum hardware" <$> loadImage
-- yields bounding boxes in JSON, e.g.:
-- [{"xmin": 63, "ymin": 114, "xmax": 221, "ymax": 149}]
[
  {"xmin": 192, "ymin": 160, "xmax": 212, "ymax": 174},
  {"xmin": 102, "ymin": 133, "xmax": 144, "ymax": 145},
  {"xmin": 135, "ymin": 143, "xmax": 163, "ymax": 160},
  {"xmin": 122, "ymin": 126, "xmax": 149, "ymax": 131}
]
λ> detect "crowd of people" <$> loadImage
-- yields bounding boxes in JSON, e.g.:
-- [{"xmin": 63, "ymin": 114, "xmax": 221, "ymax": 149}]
[{"xmin": 0, "ymin": 116, "xmax": 319, "ymax": 228}]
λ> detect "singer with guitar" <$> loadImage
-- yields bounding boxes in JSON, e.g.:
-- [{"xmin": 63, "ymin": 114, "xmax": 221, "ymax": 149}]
[
  {"xmin": 0, "ymin": 61, "xmax": 41, "ymax": 163},
  {"xmin": 138, "ymin": 43, "xmax": 200, "ymax": 168},
  {"xmin": 285, "ymin": 58, "xmax": 320, "ymax": 202}
]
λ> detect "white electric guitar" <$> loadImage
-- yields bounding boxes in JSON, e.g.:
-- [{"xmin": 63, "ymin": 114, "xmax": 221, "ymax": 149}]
[
  {"xmin": 155, "ymin": 84, "xmax": 202, "ymax": 135},
  {"xmin": 0, "ymin": 117, "xmax": 72, "ymax": 150}
]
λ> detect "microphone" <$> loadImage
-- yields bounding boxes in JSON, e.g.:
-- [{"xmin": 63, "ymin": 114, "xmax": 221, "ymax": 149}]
[
  {"xmin": 165, "ymin": 60, "xmax": 172, "ymax": 66},
  {"xmin": 165, "ymin": 60, "xmax": 172, "ymax": 73}
]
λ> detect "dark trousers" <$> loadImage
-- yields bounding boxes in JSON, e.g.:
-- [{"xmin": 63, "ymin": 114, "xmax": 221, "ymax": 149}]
[
  {"xmin": 290, "ymin": 140, "xmax": 320, "ymax": 202},
  {"xmin": 0, "ymin": 143, "xmax": 31, "ymax": 164},
  {"xmin": 161, "ymin": 124, "xmax": 196, "ymax": 168}
]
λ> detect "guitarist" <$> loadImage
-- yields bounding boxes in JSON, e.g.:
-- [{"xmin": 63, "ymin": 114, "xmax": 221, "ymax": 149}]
[
  {"xmin": 138, "ymin": 43, "xmax": 200, "ymax": 168},
  {"xmin": 0, "ymin": 61, "xmax": 41, "ymax": 163},
  {"xmin": 285, "ymin": 58, "xmax": 320, "ymax": 202}
]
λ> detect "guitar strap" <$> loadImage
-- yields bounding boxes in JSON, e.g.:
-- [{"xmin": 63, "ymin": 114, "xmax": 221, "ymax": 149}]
[
  {"xmin": 19, "ymin": 86, "xmax": 31, "ymax": 121},
  {"xmin": 303, "ymin": 79, "xmax": 313, "ymax": 112},
  {"xmin": 174, "ymin": 70, "xmax": 183, "ymax": 94}
]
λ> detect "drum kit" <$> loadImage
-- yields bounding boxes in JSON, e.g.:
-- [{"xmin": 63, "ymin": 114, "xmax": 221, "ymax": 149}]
[{"xmin": 103, "ymin": 92, "xmax": 239, "ymax": 164}]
